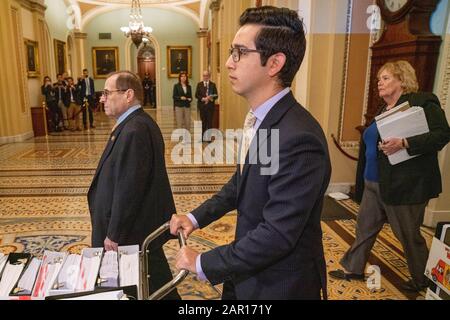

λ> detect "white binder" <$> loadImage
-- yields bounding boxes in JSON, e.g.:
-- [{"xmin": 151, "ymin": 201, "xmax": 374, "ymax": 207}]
[{"xmin": 376, "ymin": 104, "xmax": 429, "ymax": 165}]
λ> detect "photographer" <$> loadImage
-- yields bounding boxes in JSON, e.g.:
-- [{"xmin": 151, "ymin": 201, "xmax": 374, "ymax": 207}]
[
  {"xmin": 54, "ymin": 74, "xmax": 68, "ymax": 130},
  {"xmin": 65, "ymin": 77, "xmax": 82, "ymax": 131},
  {"xmin": 41, "ymin": 76, "xmax": 61, "ymax": 132}
]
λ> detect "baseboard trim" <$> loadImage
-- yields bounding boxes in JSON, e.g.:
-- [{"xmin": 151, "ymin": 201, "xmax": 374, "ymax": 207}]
[
  {"xmin": 424, "ymin": 208, "xmax": 450, "ymax": 228},
  {"xmin": 0, "ymin": 131, "xmax": 34, "ymax": 144}
]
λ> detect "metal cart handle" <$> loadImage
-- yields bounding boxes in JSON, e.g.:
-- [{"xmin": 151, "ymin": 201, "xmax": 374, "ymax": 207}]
[{"xmin": 140, "ymin": 222, "xmax": 189, "ymax": 300}]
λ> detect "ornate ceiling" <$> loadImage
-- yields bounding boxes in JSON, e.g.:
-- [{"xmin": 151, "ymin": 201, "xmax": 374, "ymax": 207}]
[
  {"xmin": 65, "ymin": 0, "xmax": 208, "ymax": 29},
  {"xmin": 77, "ymin": 0, "xmax": 197, "ymax": 4}
]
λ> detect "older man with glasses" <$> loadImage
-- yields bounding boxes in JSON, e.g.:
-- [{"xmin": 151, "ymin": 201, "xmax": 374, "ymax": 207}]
[
  {"xmin": 195, "ymin": 71, "xmax": 218, "ymax": 142},
  {"xmin": 88, "ymin": 71, "xmax": 180, "ymax": 300}
]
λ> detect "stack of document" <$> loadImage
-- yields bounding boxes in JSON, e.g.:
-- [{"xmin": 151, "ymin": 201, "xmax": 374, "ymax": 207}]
[
  {"xmin": 376, "ymin": 102, "xmax": 430, "ymax": 165},
  {"xmin": 51, "ymin": 254, "xmax": 82, "ymax": 293},
  {"xmin": 98, "ymin": 251, "xmax": 119, "ymax": 288},
  {"xmin": 32, "ymin": 251, "xmax": 67, "ymax": 298},
  {"xmin": 0, "ymin": 262, "xmax": 26, "ymax": 297},
  {"xmin": 13, "ymin": 257, "xmax": 41, "ymax": 295},
  {"xmin": 75, "ymin": 248, "xmax": 103, "ymax": 292},
  {"xmin": 0, "ymin": 254, "xmax": 30, "ymax": 297},
  {"xmin": 119, "ymin": 245, "xmax": 139, "ymax": 287}
]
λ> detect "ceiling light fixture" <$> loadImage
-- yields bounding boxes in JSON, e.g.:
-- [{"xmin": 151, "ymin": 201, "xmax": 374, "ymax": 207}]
[{"xmin": 120, "ymin": 0, "xmax": 152, "ymax": 48}]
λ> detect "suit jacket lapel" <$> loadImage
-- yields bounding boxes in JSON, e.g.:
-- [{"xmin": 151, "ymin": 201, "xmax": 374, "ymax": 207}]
[
  {"xmin": 91, "ymin": 109, "xmax": 144, "ymax": 186},
  {"xmin": 238, "ymin": 92, "xmax": 297, "ymax": 193}
]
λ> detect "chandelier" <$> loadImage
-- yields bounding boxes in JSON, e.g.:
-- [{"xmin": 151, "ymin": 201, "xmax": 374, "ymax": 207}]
[{"xmin": 120, "ymin": 0, "xmax": 153, "ymax": 48}]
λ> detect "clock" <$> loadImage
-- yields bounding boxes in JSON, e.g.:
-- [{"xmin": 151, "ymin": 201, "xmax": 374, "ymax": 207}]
[
  {"xmin": 378, "ymin": 0, "xmax": 412, "ymax": 23},
  {"xmin": 364, "ymin": 0, "xmax": 441, "ymax": 127},
  {"xmin": 384, "ymin": 0, "xmax": 409, "ymax": 12}
]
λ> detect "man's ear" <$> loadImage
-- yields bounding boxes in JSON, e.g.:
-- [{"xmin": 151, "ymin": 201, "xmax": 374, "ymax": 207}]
[
  {"xmin": 267, "ymin": 53, "xmax": 286, "ymax": 77},
  {"xmin": 126, "ymin": 89, "xmax": 134, "ymax": 104}
]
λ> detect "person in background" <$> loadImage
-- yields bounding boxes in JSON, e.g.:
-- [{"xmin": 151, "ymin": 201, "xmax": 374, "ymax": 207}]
[
  {"xmin": 62, "ymin": 72, "xmax": 69, "ymax": 85},
  {"xmin": 173, "ymin": 71, "xmax": 192, "ymax": 138},
  {"xmin": 329, "ymin": 60, "xmax": 450, "ymax": 293},
  {"xmin": 88, "ymin": 71, "xmax": 180, "ymax": 299},
  {"xmin": 170, "ymin": 6, "xmax": 331, "ymax": 300},
  {"xmin": 78, "ymin": 69, "xmax": 96, "ymax": 129},
  {"xmin": 65, "ymin": 77, "xmax": 82, "ymax": 131},
  {"xmin": 54, "ymin": 73, "xmax": 68, "ymax": 130},
  {"xmin": 142, "ymin": 73, "xmax": 154, "ymax": 108},
  {"xmin": 195, "ymin": 71, "xmax": 218, "ymax": 142},
  {"xmin": 41, "ymin": 76, "xmax": 61, "ymax": 132}
]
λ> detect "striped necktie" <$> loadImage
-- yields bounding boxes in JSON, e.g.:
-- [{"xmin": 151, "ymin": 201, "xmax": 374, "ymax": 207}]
[{"xmin": 240, "ymin": 111, "xmax": 257, "ymax": 173}]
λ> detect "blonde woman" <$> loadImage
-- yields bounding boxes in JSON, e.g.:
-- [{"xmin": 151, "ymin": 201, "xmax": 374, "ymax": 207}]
[{"xmin": 329, "ymin": 60, "xmax": 450, "ymax": 293}]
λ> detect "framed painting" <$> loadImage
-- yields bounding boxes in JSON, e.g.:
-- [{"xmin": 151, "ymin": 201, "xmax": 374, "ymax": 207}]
[
  {"xmin": 167, "ymin": 46, "xmax": 192, "ymax": 78},
  {"xmin": 25, "ymin": 39, "xmax": 40, "ymax": 78},
  {"xmin": 54, "ymin": 39, "xmax": 66, "ymax": 75},
  {"xmin": 92, "ymin": 47, "xmax": 119, "ymax": 79}
]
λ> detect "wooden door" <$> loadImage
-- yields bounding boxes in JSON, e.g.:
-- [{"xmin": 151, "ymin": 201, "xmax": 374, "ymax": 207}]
[{"xmin": 138, "ymin": 57, "xmax": 155, "ymax": 82}]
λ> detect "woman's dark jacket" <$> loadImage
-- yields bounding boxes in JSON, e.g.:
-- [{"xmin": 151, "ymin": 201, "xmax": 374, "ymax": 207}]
[
  {"xmin": 173, "ymin": 83, "xmax": 192, "ymax": 108},
  {"xmin": 355, "ymin": 92, "xmax": 450, "ymax": 205}
]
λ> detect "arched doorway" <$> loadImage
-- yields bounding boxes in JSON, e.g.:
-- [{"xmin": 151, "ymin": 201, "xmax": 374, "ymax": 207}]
[{"xmin": 137, "ymin": 42, "xmax": 156, "ymax": 108}]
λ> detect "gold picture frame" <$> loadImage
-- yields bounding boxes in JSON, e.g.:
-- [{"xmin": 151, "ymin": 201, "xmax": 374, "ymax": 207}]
[
  {"xmin": 92, "ymin": 47, "xmax": 119, "ymax": 79},
  {"xmin": 167, "ymin": 46, "xmax": 192, "ymax": 78},
  {"xmin": 24, "ymin": 39, "xmax": 40, "ymax": 78},
  {"xmin": 54, "ymin": 39, "xmax": 67, "ymax": 75}
]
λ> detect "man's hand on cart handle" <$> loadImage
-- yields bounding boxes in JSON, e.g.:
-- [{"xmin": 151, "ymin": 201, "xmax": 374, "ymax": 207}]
[
  {"xmin": 170, "ymin": 214, "xmax": 195, "ymax": 239},
  {"xmin": 104, "ymin": 237, "xmax": 118, "ymax": 252},
  {"xmin": 176, "ymin": 246, "xmax": 199, "ymax": 274}
]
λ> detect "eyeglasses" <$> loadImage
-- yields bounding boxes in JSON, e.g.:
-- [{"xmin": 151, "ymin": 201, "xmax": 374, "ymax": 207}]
[
  {"xmin": 101, "ymin": 89, "xmax": 127, "ymax": 97},
  {"xmin": 229, "ymin": 47, "xmax": 264, "ymax": 63}
]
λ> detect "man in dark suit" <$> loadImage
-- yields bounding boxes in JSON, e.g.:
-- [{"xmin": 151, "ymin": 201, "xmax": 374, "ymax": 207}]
[
  {"xmin": 88, "ymin": 71, "xmax": 180, "ymax": 299},
  {"xmin": 195, "ymin": 71, "xmax": 218, "ymax": 142},
  {"xmin": 142, "ymin": 73, "xmax": 154, "ymax": 108},
  {"xmin": 78, "ymin": 69, "xmax": 96, "ymax": 129},
  {"xmin": 170, "ymin": 6, "xmax": 331, "ymax": 300},
  {"xmin": 54, "ymin": 73, "xmax": 68, "ymax": 130}
]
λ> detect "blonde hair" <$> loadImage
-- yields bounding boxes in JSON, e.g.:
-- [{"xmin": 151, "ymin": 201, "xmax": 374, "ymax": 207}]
[{"xmin": 377, "ymin": 60, "xmax": 419, "ymax": 94}]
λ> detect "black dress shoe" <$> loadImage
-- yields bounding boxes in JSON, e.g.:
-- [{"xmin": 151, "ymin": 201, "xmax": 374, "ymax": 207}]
[
  {"xmin": 400, "ymin": 279, "xmax": 428, "ymax": 292},
  {"xmin": 329, "ymin": 269, "xmax": 365, "ymax": 281}
]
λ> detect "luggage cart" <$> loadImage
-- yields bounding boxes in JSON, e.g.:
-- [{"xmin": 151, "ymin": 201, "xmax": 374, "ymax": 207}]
[{"xmin": 139, "ymin": 222, "xmax": 189, "ymax": 300}]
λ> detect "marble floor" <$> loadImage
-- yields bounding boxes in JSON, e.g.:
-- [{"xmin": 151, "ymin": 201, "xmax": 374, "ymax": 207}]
[{"xmin": 0, "ymin": 108, "xmax": 434, "ymax": 300}]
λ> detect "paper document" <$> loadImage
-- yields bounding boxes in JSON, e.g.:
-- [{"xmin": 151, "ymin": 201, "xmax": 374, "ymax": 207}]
[
  {"xmin": 376, "ymin": 106, "xmax": 429, "ymax": 165},
  {"xmin": 32, "ymin": 251, "xmax": 67, "ymax": 298},
  {"xmin": 119, "ymin": 245, "xmax": 139, "ymax": 287},
  {"xmin": 98, "ymin": 251, "xmax": 119, "ymax": 287},
  {"xmin": 328, "ymin": 192, "xmax": 350, "ymax": 201},
  {"xmin": 375, "ymin": 101, "xmax": 410, "ymax": 123},
  {"xmin": 15, "ymin": 258, "xmax": 41, "ymax": 294},
  {"xmin": 76, "ymin": 248, "xmax": 103, "ymax": 292},
  {"xmin": 55, "ymin": 254, "xmax": 81, "ymax": 291},
  {"xmin": 0, "ymin": 261, "xmax": 26, "ymax": 297}
]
